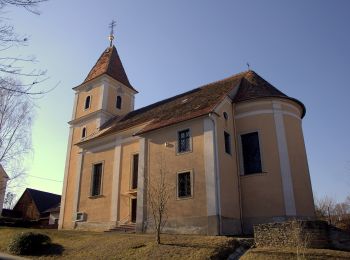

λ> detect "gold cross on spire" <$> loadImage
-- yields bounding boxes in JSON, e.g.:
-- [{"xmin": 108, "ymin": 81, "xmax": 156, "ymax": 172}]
[{"xmin": 108, "ymin": 20, "xmax": 116, "ymax": 47}]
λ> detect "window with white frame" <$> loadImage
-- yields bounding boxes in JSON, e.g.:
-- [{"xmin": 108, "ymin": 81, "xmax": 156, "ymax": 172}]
[
  {"xmin": 177, "ymin": 129, "xmax": 191, "ymax": 153},
  {"xmin": 91, "ymin": 163, "xmax": 103, "ymax": 196},
  {"xmin": 240, "ymin": 132, "xmax": 262, "ymax": 175},
  {"xmin": 177, "ymin": 171, "xmax": 192, "ymax": 198}
]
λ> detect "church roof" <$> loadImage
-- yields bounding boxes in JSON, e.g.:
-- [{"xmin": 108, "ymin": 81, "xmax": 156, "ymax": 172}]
[
  {"xmin": 78, "ymin": 70, "xmax": 305, "ymax": 144},
  {"xmin": 81, "ymin": 45, "xmax": 137, "ymax": 92}
]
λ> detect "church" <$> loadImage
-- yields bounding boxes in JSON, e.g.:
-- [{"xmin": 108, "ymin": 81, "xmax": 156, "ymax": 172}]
[{"xmin": 58, "ymin": 31, "xmax": 315, "ymax": 235}]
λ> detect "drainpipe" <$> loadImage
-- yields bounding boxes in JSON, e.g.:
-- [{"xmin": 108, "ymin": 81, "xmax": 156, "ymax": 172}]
[
  {"xmin": 208, "ymin": 113, "xmax": 222, "ymax": 235},
  {"xmin": 232, "ymin": 104, "xmax": 244, "ymax": 234}
]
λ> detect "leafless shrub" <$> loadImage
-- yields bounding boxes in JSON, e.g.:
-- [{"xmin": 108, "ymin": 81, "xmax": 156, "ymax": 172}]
[
  {"xmin": 147, "ymin": 155, "xmax": 173, "ymax": 244},
  {"xmin": 290, "ymin": 220, "xmax": 310, "ymax": 260}
]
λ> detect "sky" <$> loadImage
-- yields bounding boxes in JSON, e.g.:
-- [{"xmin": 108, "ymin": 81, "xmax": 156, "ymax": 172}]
[{"xmin": 3, "ymin": 0, "xmax": 350, "ymax": 203}]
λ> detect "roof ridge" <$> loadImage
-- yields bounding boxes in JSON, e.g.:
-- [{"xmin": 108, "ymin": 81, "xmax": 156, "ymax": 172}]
[
  {"xmin": 101, "ymin": 70, "xmax": 248, "ymax": 130},
  {"xmin": 26, "ymin": 187, "xmax": 61, "ymax": 196}
]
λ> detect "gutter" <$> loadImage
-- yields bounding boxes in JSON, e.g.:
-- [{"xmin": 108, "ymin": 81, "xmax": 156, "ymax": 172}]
[{"xmin": 232, "ymin": 104, "xmax": 244, "ymax": 234}]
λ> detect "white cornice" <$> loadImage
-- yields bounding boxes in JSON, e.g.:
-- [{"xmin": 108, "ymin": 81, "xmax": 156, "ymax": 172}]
[
  {"xmin": 73, "ymin": 74, "xmax": 137, "ymax": 95},
  {"xmin": 68, "ymin": 109, "xmax": 115, "ymax": 126}
]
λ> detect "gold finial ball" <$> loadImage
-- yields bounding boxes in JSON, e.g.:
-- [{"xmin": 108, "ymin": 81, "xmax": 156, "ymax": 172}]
[{"xmin": 109, "ymin": 34, "xmax": 115, "ymax": 42}]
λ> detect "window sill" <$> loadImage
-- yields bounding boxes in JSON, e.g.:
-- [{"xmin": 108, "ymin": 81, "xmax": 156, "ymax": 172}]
[
  {"xmin": 240, "ymin": 172, "xmax": 267, "ymax": 178},
  {"xmin": 88, "ymin": 195, "xmax": 104, "ymax": 199},
  {"xmin": 176, "ymin": 150, "xmax": 193, "ymax": 156},
  {"xmin": 176, "ymin": 195, "xmax": 193, "ymax": 201}
]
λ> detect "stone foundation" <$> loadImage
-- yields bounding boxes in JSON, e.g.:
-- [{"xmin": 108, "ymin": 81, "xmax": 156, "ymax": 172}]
[
  {"xmin": 144, "ymin": 215, "xmax": 242, "ymax": 235},
  {"xmin": 254, "ymin": 220, "xmax": 350, "ymax": 251},
  {"xmin": 75, "ymin": 221, "xmax": 116, "ymax": 231}
]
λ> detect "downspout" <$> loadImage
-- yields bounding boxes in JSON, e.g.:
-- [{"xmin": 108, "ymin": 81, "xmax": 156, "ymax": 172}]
[
  {"xmin": 232, "ymin": 104, "xmax": 244, "ymax": 234},
  {"xmin": 208, "ymin": 113, "xmax": 222, "ymax": 235}
]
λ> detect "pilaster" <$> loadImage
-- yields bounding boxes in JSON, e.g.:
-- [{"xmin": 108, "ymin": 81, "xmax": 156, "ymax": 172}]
[
  {"xmin": 273, "ymin": 101, "xmax": 296, "ymax": 216},
  {"xmin": 110, "ymin": 142, "xmax": 122, "ymax": 223},
  {"xmin": 136, "ymin": 137, "xmax": 146, "ymax": 232},
  {"xmin": 71, "ymin": 149, "xmax": 85, "ymax": 223}
]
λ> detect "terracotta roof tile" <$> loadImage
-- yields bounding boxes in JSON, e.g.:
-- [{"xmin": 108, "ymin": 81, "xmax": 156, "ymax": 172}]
[
  {"xmin": 234, "ymin": 70, "xmax": 306, "ymax": 117},
  {"xmin": 78, "ymin": 70, "xmax": 305, "ymax": 144},
  {"xmin": 83, "ymin": 45, "xmax": 137, "ymax": 92}
]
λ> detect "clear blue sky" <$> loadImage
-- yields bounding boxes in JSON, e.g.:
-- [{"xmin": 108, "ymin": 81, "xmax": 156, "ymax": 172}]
[{"xmin": 5, "ymin": 0, "xmax": 350, "ymax": 202}]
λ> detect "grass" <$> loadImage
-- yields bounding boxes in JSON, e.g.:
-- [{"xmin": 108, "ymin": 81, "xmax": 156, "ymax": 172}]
[
  {"xmin": 241, "ymin": 247, "xmax": 350, "ymax": 260},
  {"xmin": 0, "ymin": 227, "xmax": 238, "ymax": 259}
]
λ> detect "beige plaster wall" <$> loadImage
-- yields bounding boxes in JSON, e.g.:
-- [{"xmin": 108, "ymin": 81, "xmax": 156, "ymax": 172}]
[
  {"xmin": 215, "ymin": 100, "xmax": 241, "ymax": 221},
  {"xmin": 106, "ymin": 85, "xmax": 134, "ymax": 116},
  {"xmin": 235, "ymin": 102, "xmax": 286, "ymax": 218},
  {"xmin": 61, "ymin": 127, "xmax": 82, "ymax": 229},
  {"xmin": 77, "ymin": 148, "xmax": 115, "ymax": 222},
  {"xmin": 119, "ymin": 141, "xmax": 139, "ymax": 222},
  {"xmin": 146, "ymin": 118, "xmax": 207, "ymax": 222},
  {"xmin": 75, "ymin": 85, "xmax": 102, "ymax": 119},
  {"xmin": 283, "ymin": 114, "xmax": 315, "ymax": 217}
]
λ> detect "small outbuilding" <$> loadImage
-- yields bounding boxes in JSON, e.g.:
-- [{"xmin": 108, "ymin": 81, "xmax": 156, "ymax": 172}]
[{"xmin": 13, "ymin": 188, "xmax": 61, "ymax": 224}]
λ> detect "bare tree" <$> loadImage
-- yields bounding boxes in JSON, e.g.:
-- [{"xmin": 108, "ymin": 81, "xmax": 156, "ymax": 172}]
[
  {"xmin": 334, "ymin": 202, "xmax": 350, "ymax": 222},
  {"xmin": 345, "ymin": 195, "xmax": 350, "ymax": 208},
  {"xmin": 0, "ymin": 0, "xmax": 47, "ymax": 195},
  {"xmin": 290, "ymin": 220, "xmax": 310, "ymax": 260},
  {"xmin": 0, "ymin": 77, "xmax": 33, "ymax": 189},
  {"xmin": 147, "ymin": 159, "xmax": 172, "ymax": 244},
  {"xmin": 314, "ymin": 196, "xmax": 336, "ymax": 223},
  {"xmin": 0, "ymin": 0, "xmax": 49, "ymax": 95},
  {"xmin": 3, "ymin": 190, "xmax": 15, "ymax": 209}
]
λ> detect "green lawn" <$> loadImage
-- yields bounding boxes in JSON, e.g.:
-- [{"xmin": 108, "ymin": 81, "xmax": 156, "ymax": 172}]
[{"xmin": 0, "ymin": 227, "xmax": 237, "ymax": 259}]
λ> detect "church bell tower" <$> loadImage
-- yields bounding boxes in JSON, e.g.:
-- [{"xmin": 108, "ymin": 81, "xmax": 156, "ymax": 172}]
[{"xmin": 58, "ymin": 22, "xmax": 137, "ymax": 229}]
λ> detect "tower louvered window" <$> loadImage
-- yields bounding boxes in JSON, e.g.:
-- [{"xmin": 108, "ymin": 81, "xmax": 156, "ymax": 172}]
[{"xmin": 84, "ymin": 96, "xmax": 91, "ymax": 109}]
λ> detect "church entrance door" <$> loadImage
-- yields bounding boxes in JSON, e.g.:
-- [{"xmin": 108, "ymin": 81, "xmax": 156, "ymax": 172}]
[{"xmin": 131, "ymin": 198, "xmax": 137, "ymax": 223}]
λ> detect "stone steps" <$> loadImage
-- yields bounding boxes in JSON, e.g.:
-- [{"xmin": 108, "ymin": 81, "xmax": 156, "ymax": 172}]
[{"xmin": 105, "ymin": 223, "xmax": 136, "ymax": 233}]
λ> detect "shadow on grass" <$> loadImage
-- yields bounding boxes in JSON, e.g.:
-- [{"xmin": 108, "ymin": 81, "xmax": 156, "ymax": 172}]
[
  {"xmin": 24, "ymin": 243, "xmax": 65, "ymax": 256},
  {"xmin": 41, "ymin": 243, "xmax": 64, "ymax": 256}
]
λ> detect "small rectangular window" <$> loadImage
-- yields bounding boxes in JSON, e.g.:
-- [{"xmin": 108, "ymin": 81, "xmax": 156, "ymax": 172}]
[
  {"xmin": 224, "ymin": 131, "xmax": 231, "ymax": 154},
  {"xmin": 91, "ymin": 163, "xmax": 103, "ymax": 196},
  {"xmin": 178, "ymin": 129, "xmax": 191, "ymax": 153},
  {"xmin": 131, "ymin": 154, "xmax": 139, "ymax": 189},
  {"xmin": 241, "ymin": 132, "xmax": 262, "ymax": 175},
  {"xmin": 177, "ymin": 171, "xmax": 192, "ymax": 198}
]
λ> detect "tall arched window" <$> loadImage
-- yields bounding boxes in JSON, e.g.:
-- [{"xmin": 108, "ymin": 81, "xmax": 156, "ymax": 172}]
[
  {"xmin": 116, "ymin": 96, "xmax": 122, "ymax": 109},
  {"xmin": 84, "ymin": 96, "xmax": 91, "ymax": 109},
  {"xmin": 82, "ymin": 127, "xmax": 87, "ymax": 138}
]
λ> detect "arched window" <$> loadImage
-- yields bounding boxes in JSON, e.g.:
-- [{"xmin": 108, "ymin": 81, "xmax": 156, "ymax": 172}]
[
  {"xmin": 84, "ymin": 96, "xmax": 91, "ymax": 109},
  {"xmin": 116, "ymin": 96, "xmax": 122, "ymax": 109},
  {"xmin": 82, "ymin": 127, "xmax": 87, "ymax": 138}
]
